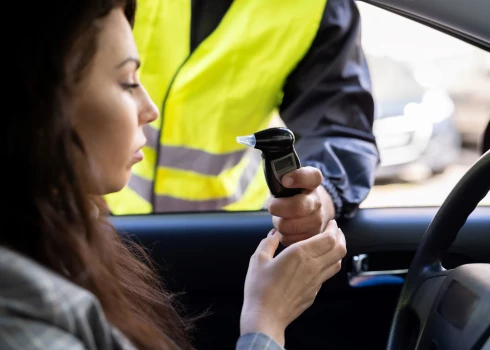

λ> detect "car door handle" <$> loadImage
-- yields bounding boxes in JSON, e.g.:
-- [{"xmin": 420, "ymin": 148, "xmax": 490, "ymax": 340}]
[
  {"xmin": 348, "ymin": 254, "xmax": 407, "ymax": 287},
  {"xmin": 355, "ymin": 269, "xmax": 409, "ymax": 277}
]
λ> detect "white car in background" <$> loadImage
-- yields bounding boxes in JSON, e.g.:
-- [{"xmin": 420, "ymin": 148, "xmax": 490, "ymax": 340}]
[
  {"xmin": 368, "ymin": 56, "xmax": 462, "ymax": 182},
  {"xmin": 360, "ymin": 1, "xmax": 489, "ymax": 166}
]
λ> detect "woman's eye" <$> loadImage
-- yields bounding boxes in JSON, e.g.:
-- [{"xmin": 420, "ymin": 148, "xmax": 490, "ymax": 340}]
[{"xmin": 121, "ymin": 83, "xmax": 140, "ymax": 93}]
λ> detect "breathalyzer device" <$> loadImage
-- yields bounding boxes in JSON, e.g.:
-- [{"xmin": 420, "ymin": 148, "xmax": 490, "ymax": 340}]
[{"xmin": 236, "ymin": 127, "xmax": 302, "ymax": 198}]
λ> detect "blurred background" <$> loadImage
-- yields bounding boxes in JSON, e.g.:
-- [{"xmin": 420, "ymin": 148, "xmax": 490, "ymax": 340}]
[{"xmin": 357, "ymin": 3, "xmax": 490, "ymax": 208}]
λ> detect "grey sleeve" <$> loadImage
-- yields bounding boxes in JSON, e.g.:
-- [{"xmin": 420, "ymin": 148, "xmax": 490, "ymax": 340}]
[
  {"xmin": 236, "ymin": 332, "xmax": 285, "ymax": 350},
  {"xmin": 0, "ymin": 316, "xmax": 87, "ymax": 350},
  {"xmin": 0, "ymin": 247, "xmax": 133, "ymax": 350},
  {"xmin": 279, "ymin": 0, "xmax": 379, "ymax": 219}
]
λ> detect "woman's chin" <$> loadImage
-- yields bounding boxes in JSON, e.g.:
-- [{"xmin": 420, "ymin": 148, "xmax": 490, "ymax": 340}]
[
  {"xmin": 97, "ymin": 176, "xmax": 130, "ymax": 196},
  {"xmin": 112, "ymin": 179, "xmax": 130, "ymax": 194}
]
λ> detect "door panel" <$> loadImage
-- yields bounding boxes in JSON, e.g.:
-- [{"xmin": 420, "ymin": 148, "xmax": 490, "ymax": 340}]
[{"xmin": 111, "ymin": 207, "xmax": 490, "ymax": 349}]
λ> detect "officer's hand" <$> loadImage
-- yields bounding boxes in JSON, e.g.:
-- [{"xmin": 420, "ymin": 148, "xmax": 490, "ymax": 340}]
[{"xmin": 267, "ymin": 166, "xmax": 336, "ymax": 246}]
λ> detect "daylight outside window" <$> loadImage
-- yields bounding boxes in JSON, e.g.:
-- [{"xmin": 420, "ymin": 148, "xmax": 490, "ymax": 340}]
[{"xmin": 358, "ymin": 3, "xmax": 490, "ymax": 208}]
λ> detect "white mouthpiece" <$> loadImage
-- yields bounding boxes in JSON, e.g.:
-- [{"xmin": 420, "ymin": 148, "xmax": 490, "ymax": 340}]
[{"xmin": 236, "ymin": 134, "xmax": 256, "ymax": 148}]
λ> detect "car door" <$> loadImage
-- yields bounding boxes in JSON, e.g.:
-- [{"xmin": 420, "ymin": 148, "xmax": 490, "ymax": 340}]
[{"xmin": 111, "ymin": 1, "xmax": 490, "ymax": 349}]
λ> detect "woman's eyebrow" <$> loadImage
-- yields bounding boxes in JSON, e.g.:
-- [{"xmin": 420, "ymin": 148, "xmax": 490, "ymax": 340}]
[{"xmin": 116, "ymin": 57, "xmax": 141, "ymax": 69}]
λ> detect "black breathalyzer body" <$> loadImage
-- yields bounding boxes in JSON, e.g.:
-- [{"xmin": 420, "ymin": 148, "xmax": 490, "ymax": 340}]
[{"xmin": 236, "ymin": 127, "xmax": 302, "ymax": 198}]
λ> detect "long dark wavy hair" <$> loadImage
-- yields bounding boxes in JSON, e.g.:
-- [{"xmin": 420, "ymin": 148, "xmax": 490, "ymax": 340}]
[{"xmin": 3, "ymin": 1, "xmax": 194, "ymax": 349}]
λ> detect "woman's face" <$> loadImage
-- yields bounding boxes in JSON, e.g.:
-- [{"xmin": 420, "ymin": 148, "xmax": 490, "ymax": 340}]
[{"xmin": 73, "ymin": 8, "xmax": 158, "ymax": 195}]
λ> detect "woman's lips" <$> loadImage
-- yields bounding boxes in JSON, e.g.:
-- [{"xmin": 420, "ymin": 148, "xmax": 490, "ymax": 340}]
[
  {"xmin": 132, "ymin": 138, "xmax": 147, "ymax": 163},
  {"xmin": 132, "ymin": 149, "xmax": 144, "ymax": 162}
]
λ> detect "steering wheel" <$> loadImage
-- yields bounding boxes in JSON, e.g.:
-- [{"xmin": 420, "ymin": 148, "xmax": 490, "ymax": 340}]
[{"xmin": 387, "ymin": 150, "xmax": 490, "ymax": 350}]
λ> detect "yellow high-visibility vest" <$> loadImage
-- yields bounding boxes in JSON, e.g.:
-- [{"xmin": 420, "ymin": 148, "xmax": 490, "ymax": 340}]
[{"xmin": 106, "ymin": 0, "xmax": 328, "ymax": 214}]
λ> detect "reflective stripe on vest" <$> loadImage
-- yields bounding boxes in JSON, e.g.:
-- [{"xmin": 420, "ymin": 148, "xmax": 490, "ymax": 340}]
[{"xmin": 105, "ymin": 0, "xmax": 328, "ymax": 214}]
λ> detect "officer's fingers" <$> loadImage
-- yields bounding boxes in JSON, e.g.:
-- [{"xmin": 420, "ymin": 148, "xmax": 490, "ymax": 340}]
[
  {"xmin": 268, "ymin": 193, "xmax": 321, "ymax": 219},
  {"xmin": 272, "ymin": 213, "xmax": 323, "ymax": 236},
  {"xmin": 281, "ymin": 167, "xmax": 323, "ymax": 191}
]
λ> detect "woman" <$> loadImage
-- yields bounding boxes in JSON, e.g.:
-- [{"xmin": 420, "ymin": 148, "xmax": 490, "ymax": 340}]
[{"xmin": 0, "ymin": 0, "xmax": 347, "ymax": 349}]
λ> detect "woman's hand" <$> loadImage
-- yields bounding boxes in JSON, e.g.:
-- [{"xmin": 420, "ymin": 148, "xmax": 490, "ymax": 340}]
[{"xmin": 240, "ymin": 220, "xmax": 346, "ymax": 346}]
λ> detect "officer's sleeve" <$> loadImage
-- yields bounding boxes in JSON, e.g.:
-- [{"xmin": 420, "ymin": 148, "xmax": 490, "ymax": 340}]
[{"xmin": 279, "ymin": 0, "xmax": 379, "ymax": 219}]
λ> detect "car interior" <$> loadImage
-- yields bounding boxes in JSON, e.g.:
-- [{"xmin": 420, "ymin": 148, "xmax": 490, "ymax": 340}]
[{"xmin": 111, "ymin": 0, "xmax": 490, "ymax": 349}]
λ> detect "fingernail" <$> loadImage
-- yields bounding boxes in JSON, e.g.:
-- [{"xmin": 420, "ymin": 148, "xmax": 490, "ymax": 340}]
[
  {"xmin": 331, "ymin": 219, "xmax": 338, "ymax": 227},
  {"xmin": 268, "ymin": 229, "xmax": 277, "ymax": 236},
  {"xmin": 282, "ymin": 176, "xmax": 293, "ymax": 187}
]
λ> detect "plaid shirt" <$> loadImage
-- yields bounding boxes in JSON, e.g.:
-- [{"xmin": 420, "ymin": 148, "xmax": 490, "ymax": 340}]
[{"xmin": 0, "ymin": 247, "xmax": 283, "ymax": 350}]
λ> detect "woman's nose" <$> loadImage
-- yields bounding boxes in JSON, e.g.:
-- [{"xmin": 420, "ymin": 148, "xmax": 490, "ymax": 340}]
[{"xmin": 139, "ymin": 85, "xmax": 159, "ymax": 125}]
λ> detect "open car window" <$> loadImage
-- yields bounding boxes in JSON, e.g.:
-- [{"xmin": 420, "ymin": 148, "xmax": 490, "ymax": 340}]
[
  {"xmin": 116, "ymin": 1, "xmax": 490, "ymax": 215},
  {"xmin": 358, "ymin": 2, "xmax": 490, "ymax": 209}
]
